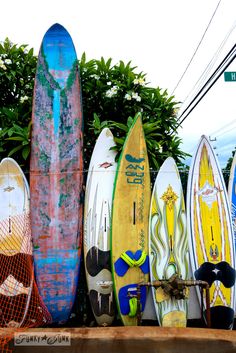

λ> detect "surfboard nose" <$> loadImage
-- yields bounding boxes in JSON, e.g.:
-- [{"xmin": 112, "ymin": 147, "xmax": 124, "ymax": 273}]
[{"xmin": 45, "ymin": 23, "xmax": 69, "ymax": 35}]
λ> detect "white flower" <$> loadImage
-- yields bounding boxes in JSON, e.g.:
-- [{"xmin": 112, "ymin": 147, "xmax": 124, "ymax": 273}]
[
  {"xmin": 173, "ymin": 107, "xmax": 180, "ymax": 116},
  {"xmin": 0, "ymin": 62, "xmax": 7, "ymax": 70},
  {"xmin": 20, "ymin": 96, "xmax": 29, "ymax": 103},
  {"xmin": 107, "ymin": 81, "xmax": 112, "ymax": 86},
  {"xmin": 105, "ymin": 86, "xmax": 118, "ymax": 98},
  {"xmin": 91, "ymin": 74, "xmax": 100, "ymax": 80},
  {"xmin": 132, "ymin": 92, "xmax": 141, "ymax": 102},
  {"xmin": 125, "ymin": 93, "xmax": 132, "ymax": 101},
  {"xmin": 133, "ymin": 77, "xmax": 145, "ymax": 86},
  {"xmin": 4, "ymin": 59, "xmax": 12, "ymax": 65},
  {"xmin": 105, "ymin": 90, "xmax": 113, "ymax": 98}
]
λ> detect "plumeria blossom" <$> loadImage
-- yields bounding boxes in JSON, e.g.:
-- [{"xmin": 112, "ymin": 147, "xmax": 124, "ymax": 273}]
[
  {"xmin": 20, "ymin": 96, "xmax": 29, "ymax": 103},
  {"xmin": 132, "ymin": 92, "xmax": 141, "ymax": 102},
  {"xmin": 4, "ymin": 59, "xmax": 12, "ymax": 65},
  {"xmin": 0, "ymin": 59, "xmax": 6, "ymax": 70},
  {"xmin": 105, "ymin": 85, "xmax": 118, "ymax": 98},
  {"xmin": 91, "ymin": 74, "xmax": 100, "ymax": 80},
  {"xmin": 125, "ymin": 92, "xmax": 141, "ymax": 102},
  {"xmin": 133, "ymin": 77, "xmax": 145, "ymax": 86},
  {"xmin": 172, "ymin": 107, "xmax": 180, "ymax": 117},
  {"xmin": 125, "ymin": 93, "xmax": 132, "ymax": 100}
]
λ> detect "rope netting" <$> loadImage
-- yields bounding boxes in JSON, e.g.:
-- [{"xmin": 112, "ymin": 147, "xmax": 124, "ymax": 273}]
[{"xmin": 0, "ymin": 212, "xmax": 52, "ymax": 351}]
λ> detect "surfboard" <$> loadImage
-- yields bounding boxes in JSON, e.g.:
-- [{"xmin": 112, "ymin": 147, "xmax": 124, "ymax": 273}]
[
  {"xmin": 187, "ymin": 135, "xmax": 236, "ymax": 329},
  {"xmin": 228, "ymin": 152, "xmax": 236, "ymax": 249},
  {"xmin": 111, "ymin": 113, "xmax": 151, "ymax": 326},
  {"xmin": 84, "ymin": 128, "xmax": 117, "ymax": 326},
  {"xmin": 0, "ymin": 157, "xmax": 51, "ymax": 327},
  {"xmin": 149, "ymin": 156, "xmax": 189, "ymax": 327},
  {"xmin": 30, "ymin": 23, "xmax": 83, "ymax": 323}
]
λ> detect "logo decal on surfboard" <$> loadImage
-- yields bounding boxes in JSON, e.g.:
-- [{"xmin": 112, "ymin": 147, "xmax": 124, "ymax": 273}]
[
  {"xmin": 125, "ymin": 154, "xmax": 144, "ymax": 164},
  {"xmin": 197, "ymin": 181, "xmax": 220, "ymax": 207},
  {"xmin": 210, "ymin": 243, "xmax": 219, "ymax": 261},
  {"xmin": 161, "ymin": 185, "xmax": 178, "ymax": 210},
  {"xmin": 125, "ymin": 154, "xmax": 145, "ymax": 185},
  {"xmin": 99, "ymin": 162, "xmax": 113, "ymax": 169},
  {"xmin": 4, "ymin": 186, "xmax": 15, "ymax": 192}
]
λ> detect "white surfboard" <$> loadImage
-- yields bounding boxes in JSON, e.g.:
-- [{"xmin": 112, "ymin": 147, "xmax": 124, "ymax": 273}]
[
  {"xmin": 84, "ymin": 128, "xmax": 117, "ymax": 326},
  {"xmin": 0, "ymin": 157, "xmax": 31, "ymax": 256},
  {"xmin": 149, "ymin": 157, "xmax": 189, "ymax": 327},
  {"xmin": 0, "ymin": 157, "xmax": 51, "ymax": 327},
  {"xmin": 187, "ymin": 135, "xmax": 236, "ymax": 329}
]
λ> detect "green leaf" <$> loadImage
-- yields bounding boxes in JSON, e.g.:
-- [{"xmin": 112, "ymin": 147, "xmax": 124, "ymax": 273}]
[
  {"xmin": 8, "ymin": 145, "xmax": 23, "ymax": 156},
  {"xmin": 5, "ymin": 136, "xmax": 25, "ymax": 141},
  {"xmin": 22, "ymin": 145, "xmax": 30, "ymax": 160},
  {"xmin": 108, "ymin": 122, "xmax": 128, "ymax": 132},
  {"xmin": 93, "ymin": 113, "xmax": 101, "ymax": 129},
  {"xmin": 114, "ymin": 136, "xmax": 125, "ymax": 144},
  {"xmin": 127, "ymin": 116, "xmax": 133, "ymax": 129}
]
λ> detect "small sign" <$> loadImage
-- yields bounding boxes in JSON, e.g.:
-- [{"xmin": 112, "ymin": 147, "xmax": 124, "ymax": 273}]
[
  {"xmin": 14, "ymin": 332, "xmax": 71, "ymax": 346},
  {"xmin": 224, "ymin": 72, "xmax": 236, "ymax": 81}
]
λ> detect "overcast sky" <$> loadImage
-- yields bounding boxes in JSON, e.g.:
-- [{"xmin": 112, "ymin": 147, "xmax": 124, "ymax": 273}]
[{"xmin": 1, "ymin": 0, "xmax": 236, "ymax": 167}]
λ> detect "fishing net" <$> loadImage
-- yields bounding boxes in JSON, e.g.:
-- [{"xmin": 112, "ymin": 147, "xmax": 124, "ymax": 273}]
[{"xmin": 0, "ymin": 161, "xmax": 52, "ymax": 352}]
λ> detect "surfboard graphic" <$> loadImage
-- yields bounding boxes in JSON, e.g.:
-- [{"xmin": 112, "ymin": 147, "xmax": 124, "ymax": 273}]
[
  {"xmin": 0, "ymin": 158, "xmax": 51, "ymax": 327},
  {"xmin": 111, "ymin": 113, "xmax": 151, "ymax": 326},
  {"xmin": 30, "ymin": 23, "xmax": 83, "ymax": 323},
  {"xmin": 228, "ymin": 152, "xmax": 236, "ymax": 248},
  {"xmin": 187, "ymin": 135, "xmax": 236, "ymax": 329},
  {"xmin": 149, "ymin": 157, "xmax": 189, "ymax": 327},
  {"xmin": 84, "ymin": 128, "xmax": 117, "ymax": 326}
]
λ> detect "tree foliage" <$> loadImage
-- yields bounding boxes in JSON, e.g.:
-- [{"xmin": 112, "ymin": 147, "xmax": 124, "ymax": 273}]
[
  {"xmin": 0, "ymin": 38, "xmax": 37, "ymax": 168},
  {"xmin": 0, "ymin": 38, "xmax": 189, "ymax": 174},
  {"xmin": 80, "ymin": 53, "xmax": 189, "ymax": 172},
  {"xmin": 223, "ymin": 146, "xmax": 236, "ymax": 186}
]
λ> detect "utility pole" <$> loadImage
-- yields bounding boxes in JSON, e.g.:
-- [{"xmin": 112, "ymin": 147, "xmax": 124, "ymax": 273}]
[{"xmin": 209, "ymin": 136, "xmax": 217, "ymax": 142}]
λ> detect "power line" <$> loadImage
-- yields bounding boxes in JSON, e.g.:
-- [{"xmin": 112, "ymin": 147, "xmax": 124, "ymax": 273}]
[
  {"xmin": 174, "ymin": 44, "xmax": 236, "ymax": 129},
  {"xmin": 180, "ymin": 20, "xmax": 236, "ymax": 112},
  {"xmin": 209, "ymin": 118, "xmax": 236, "ymax": 136},
  {"xmin": 215, "ymin": 126, "xmax": 236, "ymax": 139},
  {"xmin": 171, "ymin": 0, "xmax": 222, "ymax": 95}
]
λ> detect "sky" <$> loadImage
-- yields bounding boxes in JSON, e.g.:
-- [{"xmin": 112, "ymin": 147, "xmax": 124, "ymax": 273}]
[{"xmin": 1, "ymin": 0, "xmax": 236, "ymax": 168}]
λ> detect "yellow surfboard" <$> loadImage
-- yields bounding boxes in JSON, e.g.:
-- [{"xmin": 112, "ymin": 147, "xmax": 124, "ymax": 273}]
[
  {"xmin": 111, "ymin": 113, "xmax": 151, "ymax": 326},
  {"xmin": 187, "ymin": 135, "xmax": 236, "ymax": 329}
]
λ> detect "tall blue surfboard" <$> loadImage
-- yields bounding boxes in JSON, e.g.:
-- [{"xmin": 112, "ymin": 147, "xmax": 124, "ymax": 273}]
[{"xmin": 30, "ymin": 23, "xmax": 83, "ymax": 323}]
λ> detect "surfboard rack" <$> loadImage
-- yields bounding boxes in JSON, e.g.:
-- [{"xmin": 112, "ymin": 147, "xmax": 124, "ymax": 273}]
[{"xmin": 136, "ymin": 275, "xmax": 211, "ymax": 328}]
